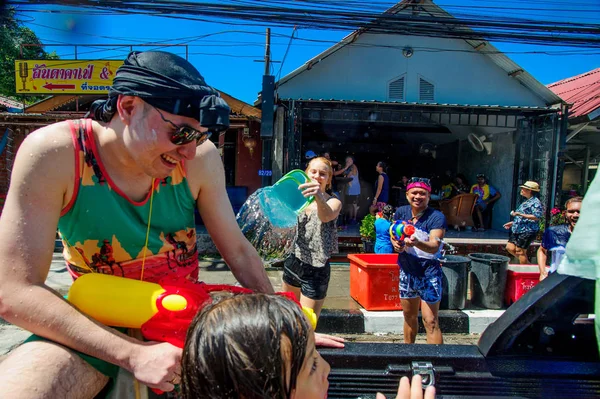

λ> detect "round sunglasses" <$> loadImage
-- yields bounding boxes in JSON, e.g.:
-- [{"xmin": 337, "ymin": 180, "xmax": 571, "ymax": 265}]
[{"xmin": 153, "ymin": 106, "xmax": 212, "ymax": 146}]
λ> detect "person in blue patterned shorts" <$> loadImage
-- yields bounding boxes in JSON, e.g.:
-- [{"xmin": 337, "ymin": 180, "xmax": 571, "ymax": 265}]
[
  {"xmin": 392, "ymin": 177, "xmax": 447, "ymax": 344},
  {"xmin": 503, "ymin": 181, "xmax": 544, "ymax": 264}
]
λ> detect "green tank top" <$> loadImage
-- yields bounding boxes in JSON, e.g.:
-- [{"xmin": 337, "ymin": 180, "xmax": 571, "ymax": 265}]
[{"xmin": 58, "ymin": 119, "xmax": 199, "ymax": 283}]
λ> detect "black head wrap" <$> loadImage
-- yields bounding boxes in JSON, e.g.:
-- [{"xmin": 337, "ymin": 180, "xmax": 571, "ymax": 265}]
[{"xmin": 88, "ymin": 51, "xmax": 230, "ymax": 132}]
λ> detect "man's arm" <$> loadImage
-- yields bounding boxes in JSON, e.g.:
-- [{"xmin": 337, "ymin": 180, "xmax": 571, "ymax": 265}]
[
  {"xmin": 191, "ymin": 142, "xmax": 274, "ymax": 293},
  {"xmin": 514, "ymin": 212, "xmax": 539, "ymax": 221},
  {"xmin": 487, "ymin": 190, "xmax": 501, "ymax": 205},
  {"xmin": 514, "ymin": 200, "xmax": 543, "ymax": 221},
  {"xmin": 333, "ymin": 165, "xmax": 349, "ymax": 176},
  {"xmin": 0, "ymin": 126, "xmax": 180, "ymax": 391},
  {"xmin": 407, "ymin": 228, "xmax": 445, "ymax": 254}
]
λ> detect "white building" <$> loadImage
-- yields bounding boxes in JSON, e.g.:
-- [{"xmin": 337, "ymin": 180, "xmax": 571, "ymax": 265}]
[{"xmin": 270, "ymin": 0, "xmax": 565, "ymax": 229}]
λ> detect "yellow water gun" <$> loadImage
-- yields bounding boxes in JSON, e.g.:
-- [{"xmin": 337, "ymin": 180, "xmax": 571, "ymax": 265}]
[{"xmin": 67, "ymin": 273, "xmax": 317, "ymax": 349}]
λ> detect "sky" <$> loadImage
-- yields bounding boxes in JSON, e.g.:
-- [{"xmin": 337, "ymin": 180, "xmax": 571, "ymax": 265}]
[{"xmin": 13, "ymin": 0, "xmax": 600, "ymax": 105}]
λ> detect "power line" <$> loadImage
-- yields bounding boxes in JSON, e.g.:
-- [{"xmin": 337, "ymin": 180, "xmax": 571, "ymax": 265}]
[
  {"xmin": 276, "ymin": 26, "xmax": 297, "ymax": 82},
  {"xmin": 32, "ymin": 30, "xmax": 600, "ymax": 60},
  {"xmin": 11, "ymin": 0, "xmax": 600, "ymax": 50}
]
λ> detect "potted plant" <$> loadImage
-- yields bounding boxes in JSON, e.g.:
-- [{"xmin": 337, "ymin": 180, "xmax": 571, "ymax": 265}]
[
  {"xmin": 359, "ymin": 214, "xmax": 376, "ymax": 253},
  {"xmin": 537, "ymin": 207, "xmax": 567, "ymax": 241}
]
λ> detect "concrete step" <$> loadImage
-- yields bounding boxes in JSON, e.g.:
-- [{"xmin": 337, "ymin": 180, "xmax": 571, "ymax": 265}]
[{"xmin": 317, "ymin": 308, "xmax": 503, "ymax": 335}]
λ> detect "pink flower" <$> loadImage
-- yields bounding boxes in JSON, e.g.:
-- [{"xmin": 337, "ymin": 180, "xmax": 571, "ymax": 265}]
[{"xmin": 551, "ymin": 208, "xmax": 561, "ymax": 216}]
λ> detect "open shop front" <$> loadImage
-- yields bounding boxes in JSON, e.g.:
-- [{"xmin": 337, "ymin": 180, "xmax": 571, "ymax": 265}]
[{"xmin": 275, "ymin": 99, "xmax": 562, "ymax": 232}]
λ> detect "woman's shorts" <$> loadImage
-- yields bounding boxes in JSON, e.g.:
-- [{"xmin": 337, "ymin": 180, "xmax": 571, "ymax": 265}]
[
  {"xmin": 508, "ymin": 231, "xmax": 537, "ymax": 249},
  {"xmin": 399, "ymin": 268, "xmax": 443, "ymax": 304},
  {"xmin": 283, "ymin": 255, "xmax": 331, "ymax": 300}
]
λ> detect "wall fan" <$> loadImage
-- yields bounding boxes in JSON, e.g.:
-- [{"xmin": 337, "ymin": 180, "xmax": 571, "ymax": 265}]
[
  {"xmin": 419, "ymin": 143, "xmax": 437, "ymax": 159},
  {"xmin": 467, "ymin": 133, "xmax": 493, "ymax": 155}
]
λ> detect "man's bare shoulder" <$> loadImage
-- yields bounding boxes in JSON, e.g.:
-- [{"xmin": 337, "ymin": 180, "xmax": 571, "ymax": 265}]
[
  {"xmin": 15, "ymin": 120, "xmax": 77, "ymax": 185},
  {"xmin": 23, "ymin": 120, "xmax": 76, "ymax": 156},
  {"xmin": 185, "ymin": 141, "xmax": 223, "ymax": 197},
  {"xmin": 187, "ymin": 141, "xmax": 222, "ymax": 176}
]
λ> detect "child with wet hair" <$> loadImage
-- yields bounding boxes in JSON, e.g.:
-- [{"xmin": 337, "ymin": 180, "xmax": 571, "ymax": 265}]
[
  {"xmin": 181, "ymin": 293, "xmax": 329, "ymax": 399},
  {"xmin": 375, "ymin": 204, "xmax": 396, "ymax": 254},
  {"xmin": 181, "ymin": 293, "xmax": 435, "ymax": 399}
]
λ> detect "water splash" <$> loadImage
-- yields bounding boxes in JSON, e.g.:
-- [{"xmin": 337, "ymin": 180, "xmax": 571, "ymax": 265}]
[
  {"xmin": 236, "ymin": 187, "xmax": 298, "ymax": 266},
  {"xmin": 437, "ymin": 237, "xmax": 457, "ymax": 256}
]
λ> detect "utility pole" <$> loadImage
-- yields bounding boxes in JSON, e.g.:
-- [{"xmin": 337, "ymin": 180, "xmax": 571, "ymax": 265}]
[
  {"xmin": 260, "ymin": 28, "xmax": 275, "ymax": 187},
  {"xmin": 264, "ymin": 28, "xmax": 271, "ymax": 76}
]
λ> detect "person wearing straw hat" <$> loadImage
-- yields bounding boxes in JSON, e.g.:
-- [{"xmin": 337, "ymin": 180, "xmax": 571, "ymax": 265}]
[{"xmin": 503, "ymin": 181, "xmax": 544, "ymax": 264}]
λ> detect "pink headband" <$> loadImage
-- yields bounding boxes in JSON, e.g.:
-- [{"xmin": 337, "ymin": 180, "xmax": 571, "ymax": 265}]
[{"xmin": 407, "ymin": 182, "xmax": 431, "ymax": 192}]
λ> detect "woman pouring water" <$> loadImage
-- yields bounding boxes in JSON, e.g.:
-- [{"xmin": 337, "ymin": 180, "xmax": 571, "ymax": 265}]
[{"xmin": 282, "ymin": 157, "xmax": 342, "ymax": 320}]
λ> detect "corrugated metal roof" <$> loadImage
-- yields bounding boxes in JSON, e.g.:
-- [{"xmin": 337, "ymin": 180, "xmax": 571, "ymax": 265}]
[
  {"xmin": 276, "ymin": 0, "xmax": 563, "ymax": 107},
  {"xmin": 283, "ymin": 98, "xmax": 555, "ymax": 112},
  {"xmin": 547, "ymin": 68, "xmax": 600, "ymax": 120},
  {"xmin": 0, "ymin": 96, "xmax": 24, "ymax": 111}
]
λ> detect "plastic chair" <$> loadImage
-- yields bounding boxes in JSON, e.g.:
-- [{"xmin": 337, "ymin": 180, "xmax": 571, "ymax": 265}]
[{"xmin": 439, "ymin": 193, "xmax": 477, "ymax": 228}]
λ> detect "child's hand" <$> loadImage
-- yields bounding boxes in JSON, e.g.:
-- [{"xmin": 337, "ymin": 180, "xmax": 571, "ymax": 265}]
[{"xmin": 376, "ymin": 375, "xmax": 436, "ymax": 399}]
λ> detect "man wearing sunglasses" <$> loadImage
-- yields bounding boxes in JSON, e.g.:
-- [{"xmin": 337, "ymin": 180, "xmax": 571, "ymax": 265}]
[
  {"xmin": 391, "ymin": 177, "xmax": 447, "ymax": 344},
  {"xmin": 0, "ymin": 51, "xmax": 277, "ymax": 397}
]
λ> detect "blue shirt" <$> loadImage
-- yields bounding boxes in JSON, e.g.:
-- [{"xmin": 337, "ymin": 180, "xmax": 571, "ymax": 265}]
[
  {"xmin": 541, "ymin": 224, "xmax": 572, "ymax": 273},
  {"xmin": 393, "ymin": 206, "xmax": 447, "ymax": 277},
  {"xmin": 511, "ymin": 196, "xmax": 543, "ymax": 234},
  {"xmin": 541, "ymin": 224, "xmax": 571, "ymax": 250},
  {"xmin": 471, "ymin": 184, "xmax": 497, "ymax": 208},
  {"xmin": 375, "ymin": 173, "xmax": 390, "ymax": 204},
  {"xmin": 374, "ymin": 218, "xmax": 393, "ymax": 254}
]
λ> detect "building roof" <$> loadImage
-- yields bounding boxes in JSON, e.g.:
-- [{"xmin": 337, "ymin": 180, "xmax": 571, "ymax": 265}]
[
  {"xmin": 0, "ymin": 96, "xmax": 24, "ymax": 112},
  {"xmin": 24, "ymin": 91, "xmax": 261, "ymax": 120},
  {"xmin": 218, "ymin": 91, "xmax": 261, "ymax": 120},
  {"xmin": 276, "ymin": 0, "xmax": 563, "ymax": 107},
  {"xmin": 282, "ymin": 98, "xmax": 555, "ymax": 112},
  {"xmin": 547, "ymin": 67, "xmax": 600, "ymax": 121}
]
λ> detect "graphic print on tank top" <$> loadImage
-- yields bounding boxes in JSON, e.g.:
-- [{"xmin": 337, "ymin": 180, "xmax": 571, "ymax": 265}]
[{"xmin": 58, "ymin": 119, "xmax": 199, "ymax": 283}]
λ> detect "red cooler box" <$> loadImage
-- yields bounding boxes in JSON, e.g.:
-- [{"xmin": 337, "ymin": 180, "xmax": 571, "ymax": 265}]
[
  {"xmin": 505, "ymin": 264, "xmax": 544, "ymax": 306},
  {"xmin": 348, "ymin": 253, "xmax": 402, "ymax": 311}
]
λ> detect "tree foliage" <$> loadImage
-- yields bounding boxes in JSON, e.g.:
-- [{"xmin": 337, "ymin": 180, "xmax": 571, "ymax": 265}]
[{"xmin": 0, "ymin": 7, "xmax": 58, "ymax": 103}]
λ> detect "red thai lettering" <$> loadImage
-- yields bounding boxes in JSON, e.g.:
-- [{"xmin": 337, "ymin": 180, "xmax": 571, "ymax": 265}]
[{"xmin": 30, "ymin": 63, "xmax": 95, "ymax": 81}]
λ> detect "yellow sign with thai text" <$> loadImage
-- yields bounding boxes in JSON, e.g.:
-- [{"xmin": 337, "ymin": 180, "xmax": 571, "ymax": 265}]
[{"xmin": 14, "ymin": 60, "xmax": 124, "ymax": 94}]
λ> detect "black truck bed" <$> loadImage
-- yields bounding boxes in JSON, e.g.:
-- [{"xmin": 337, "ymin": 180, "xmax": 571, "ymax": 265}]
[{"xmin": 321, "ymin": 274, "xmax": 600, "ymax": 398}]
